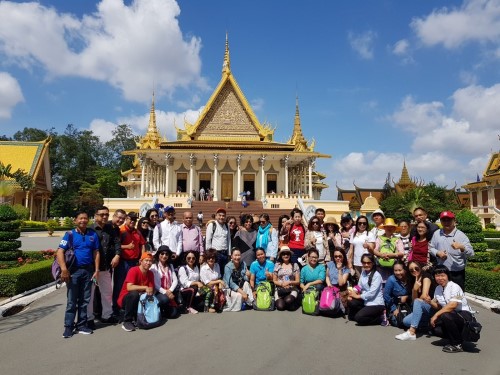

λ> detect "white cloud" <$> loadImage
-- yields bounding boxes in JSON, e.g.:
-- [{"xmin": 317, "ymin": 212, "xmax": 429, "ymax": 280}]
[
  {"xmin": 392, "ymin": 39, "xmax": 414, "ymax": 64},
  {"xmin": 90, "ymin": 105, "xmax": 204, "ymax": 142},
  {"xmin": 0, "ymin": 0, "xmax": 206, "ymax": 102},
  {"xmin": 411, "ymin": 0, "xmax": 500, "ymax": 49},
  {"xmin": 250, "ymin": 98, "xmax": 264, "ymax": 112},
  {"xmin": 89, "ymin": 119, "xmax": 118, "ymax": 142},
  {"xmin": 390, "ymin": 96, "xmax": 444, "ymax": 133},
  {"xmin": 451, "ymin": 83, "xmax": 500, "ymax": 130},
  {"xmin": 348, "ymin": 30, "xmax": 377, "ymax": 59},
  {"xmin": 0, "ymin": 72, "xmax": 24, "ymax": 119}
]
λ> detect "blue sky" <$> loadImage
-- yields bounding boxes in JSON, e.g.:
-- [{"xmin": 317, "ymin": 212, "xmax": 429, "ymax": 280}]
[{"xmin": 1, "ymin": 0, "xmax": 499, "ymax": 200}]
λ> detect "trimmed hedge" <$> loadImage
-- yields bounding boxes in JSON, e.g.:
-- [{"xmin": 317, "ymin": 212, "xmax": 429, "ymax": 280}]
[
  {"xmin": 0, "ymin": 231, "xmax": 20, "ymax": 241},
  {"xmin": 0, "ymin": 259, "xmax": 53, "ymax": 297},
  {"xmin": 0, "ymin": 204, "xmax": 18, "ymax": 221},
  {"xmin": 484, "ymin": 231, "xmax": 500, "ymax": 239},
  {"xmin": 467, "ymin": 232, "xmax": 486, "ymax": 243},
  {"xmin": 469, "ymin": 252, "xmax": 491, "ymax": 263},
  {"xmin": 0, "ymin": 250, "xmax": 21, "ymax": 261},
  {"xmin": 486, "ymin": 240, "xmax": 500, "ymax": 250},
  {"xmin": 0, "ymin": 240, "xmax": 21, "ymax": 252},
  {"xmin": 472, "ymin": 242, "xmax": 488, "ymax": 252},
  {"xmin": 465, "ymin": 267, "xmax": 500, "ymax": 300},
  {"xmin": 0, "ymin": 220, "xmax": 21, "ymax": 231}
]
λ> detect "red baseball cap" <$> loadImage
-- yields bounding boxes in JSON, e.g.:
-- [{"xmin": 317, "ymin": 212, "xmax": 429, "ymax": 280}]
[
  {"xmin": 216, "ymin": 208, "xmax": 226, "ymax": 215},
  {"xmin": 440, "ymin": 211, "xmax": 455, "ymax": 219}
]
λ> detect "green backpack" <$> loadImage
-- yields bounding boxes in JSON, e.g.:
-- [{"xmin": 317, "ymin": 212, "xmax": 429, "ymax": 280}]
[
  {"xmin": 378, "ymin": 236, "xmax": 398, "ymax": 268},
  {"xmin": 302, "ymin": 288, "xmax": 319, "ymax": 315},
  {"xmin": 253, "ymin": 281, "xmax": 274, "ymax": 311}
]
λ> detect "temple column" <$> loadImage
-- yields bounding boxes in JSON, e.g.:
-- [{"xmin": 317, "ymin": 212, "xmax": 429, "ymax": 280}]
[
  {"xmin": 309, "ymin": 158, "xmax": 314, "ymax": 199},
  {"xmin": 144, "ymin": 159, "xmax": 150, "ymax": 196},
  {"xmin": 259, "ymin": 155, "xmax": 266, "ymax": 200},
  {"xmin": 29, "ymin": 192, "xmax": 34, "ymax": 221},
  {"xmin": 165, "ymin": 154, "xmax": 172, "ymax": 197},
  {"xmin": 213, "ymin": 154, "xmax": 219, "ymax": 201},
  {"xmin": 282, "ymin": 155, "xmax": 289, "ymax": 198},
  {"xmin": 236, "ymin": 154, "xmax": 242, "ymax": 201},
  {"xmin": 139, "ymin": 155, "xmax": 145, "ymax": 197},
  {"xmin": 189, "ymin": 154, "xmax": 196, "ymax": 198}
]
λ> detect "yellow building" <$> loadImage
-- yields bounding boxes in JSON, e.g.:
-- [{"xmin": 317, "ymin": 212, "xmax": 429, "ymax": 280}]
[
  {"xmin": 0, "ymin": 139, "xmax": 52, "ymax": 220},
  {"xmin": 118, "ymin": 37, "xmax": 330, "ymax": 207},
  {"xmin": 463, "ymin": 152, "xmax": 500, "ymax": 229}
]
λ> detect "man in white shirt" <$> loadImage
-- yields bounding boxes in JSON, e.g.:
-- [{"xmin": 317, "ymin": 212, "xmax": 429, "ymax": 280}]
[
  {"xmin": 205, "ymin": 208, "xmax": 231, "ymax": 276},
  {"xmin": 153, "ymin": 206, "xmax": 182, "ymax": 258}
]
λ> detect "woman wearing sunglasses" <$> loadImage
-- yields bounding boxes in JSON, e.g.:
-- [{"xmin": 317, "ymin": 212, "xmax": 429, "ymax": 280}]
[
  {"xmin": 347, "ymin": 253, "xmax": 385, "ymax": 325},
  {"xmin": 178, "ymin": 251, "xmax": 205, "ymax": 314},
  {"xmin": 395, "ymin": 260, "xmax": 436, "ymax": 340},
  {"xmin": 348, "ymin": 216, "xmax": 374, "ymax": 278},
  {"xmin": 305, "ymin": 215, "xmax": 328, "ymax": 263},
  {"xmin": 150, "ymin": 246, "xmax": 180, "ymax": 318}
]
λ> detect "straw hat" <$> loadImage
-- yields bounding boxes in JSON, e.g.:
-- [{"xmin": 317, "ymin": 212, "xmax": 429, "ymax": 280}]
[
  {"xmin": 278, "ymin": 245, "xmax": 293, "ymax": 257},
  {"xmin": 379, "ymin": 218, "xmax": 399, "ymax": 230},
  {"xmin": 324, "ymin": 216, "xmax": 340, "ymax": 231}
]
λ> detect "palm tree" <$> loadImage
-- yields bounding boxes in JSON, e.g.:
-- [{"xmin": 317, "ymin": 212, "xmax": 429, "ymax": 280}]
[{"xmin": 0, "ymin": 162, "xmax": 34, "ymax": 203}]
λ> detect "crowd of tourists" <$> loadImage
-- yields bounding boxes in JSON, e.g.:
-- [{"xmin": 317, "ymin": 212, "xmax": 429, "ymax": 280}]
[{"xmin": 56, "ymin": 205, "xmax": 477, "ymax": 354}]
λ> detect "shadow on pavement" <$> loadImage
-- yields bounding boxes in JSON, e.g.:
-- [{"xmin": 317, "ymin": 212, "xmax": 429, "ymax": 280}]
[{"xmin": 0, "ymin": 304, "xmax": 61, "ymax": 334}]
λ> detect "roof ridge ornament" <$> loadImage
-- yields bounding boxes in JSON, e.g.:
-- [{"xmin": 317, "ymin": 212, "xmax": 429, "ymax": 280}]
[{"xmin": 222, "ymin": 32, "xmax": 231, "ymax": 74}]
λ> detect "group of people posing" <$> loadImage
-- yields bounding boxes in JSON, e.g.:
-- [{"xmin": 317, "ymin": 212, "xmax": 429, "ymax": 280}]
[{"xmin": 56, "ymin": 204, "xmax": 477, "ymax": 354}]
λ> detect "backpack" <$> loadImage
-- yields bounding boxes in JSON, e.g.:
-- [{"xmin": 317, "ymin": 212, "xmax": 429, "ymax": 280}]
[
  {"xmin": 319, "ymin": 286, "xmax": 345, "ymax": 315},
  {"xmin": 378, "ymin": 236, "xmax": 399, "ymax": 268},
  {"xmin": 252, "ymin": 281, "xmax": 274, "ymax": 311},
  {"xmin": 213, "ymin": 287, "xmax": 227, "ymax": 312},
  {"xmin": 136, "ymin": 294, "xmax": 161, "ymax": 329},
  {"xmin": 51, "ymin": 231, "xmax": 75, "ymax": 286},
  {"xmin": 302, "ymin": 288, "xmax": 319, "ymax": 315}
]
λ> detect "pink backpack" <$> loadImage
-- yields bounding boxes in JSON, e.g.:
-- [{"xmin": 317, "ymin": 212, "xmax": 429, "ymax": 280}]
[{"xmin": 319, "ymin": 286, "xmax": 344, "ymax": 314}]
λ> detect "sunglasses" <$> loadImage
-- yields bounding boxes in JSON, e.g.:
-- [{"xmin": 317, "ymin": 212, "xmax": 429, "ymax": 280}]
[
  {"xmin": 186, "ymin": 256, "xmax": 195, "ymax": 260},
  {"xmin": 206, "ymin": 256, "xmax": 216, "ymax": 260},
  {"xmin": 229, "ymin": 222, "xmax": 236, "ymax": 225},
  {"xmin": 159, "ymin": 252, "xmax": 169, "ymax": 256},
  {"xmin": 361, "ymin": 261, "xmax": 372, "ymax": 265},
  {"xmin": 410, "ymin": 267, "xmax": 420, "ymax": 272},
  {"xmin": 150, "ymin": 214, "xmax": 158, "ymax": 218},
  {"xmin": 312, "ymin": 222, "xmax": 319, "ymax": 225},
  {"xmin": 358, "ymin": 222, "xmax": 368, "ymax": 226},
  {"xmin": 334, "ymin": 255, "xmax": 343, "ymax": 259}
]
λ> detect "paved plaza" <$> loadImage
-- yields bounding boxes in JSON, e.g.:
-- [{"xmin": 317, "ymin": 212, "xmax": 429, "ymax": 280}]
[{"xmin": 3, "ymin": 231, "xmax": 499, "ymax": 375}]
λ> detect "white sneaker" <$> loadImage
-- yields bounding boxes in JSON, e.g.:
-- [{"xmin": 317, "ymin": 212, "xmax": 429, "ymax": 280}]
[
  {"xmin": 395, "ymin": 331, "xmax": 416, "ymax": 341},
  {"xmin": 188, "ymin": 307, "xmax": 198, "ymax": 314}
]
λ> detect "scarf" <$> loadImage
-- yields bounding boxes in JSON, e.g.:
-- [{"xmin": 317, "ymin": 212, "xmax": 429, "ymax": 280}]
[
  {"xmin": 256, "ymin": 223, "xmax": 271, "ymax": 249},
  {"xmin": 159, "ymin": 263, "xmax": 172, "ymax": 290}
]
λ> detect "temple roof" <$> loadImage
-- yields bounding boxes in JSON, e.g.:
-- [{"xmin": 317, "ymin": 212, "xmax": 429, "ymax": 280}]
[
  {"xmin": 463, "ymin": 151, "xmax": 500, "ymax": 189},
  {"xmin": 0, "ymin": 139, "xmax": 52, "ymax": 192},
  {"xmin": 137, "ymin": 93, "xmax": 163, "ymax": 149},
  {"xmin": 287, "ymin": 97, "xmax": 313, "ymax": 152}
]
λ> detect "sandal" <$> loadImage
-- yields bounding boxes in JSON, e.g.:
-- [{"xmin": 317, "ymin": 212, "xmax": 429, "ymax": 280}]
[{"xmin": 442, "ymin": 344, "xmax": 463, "ymax": 353}]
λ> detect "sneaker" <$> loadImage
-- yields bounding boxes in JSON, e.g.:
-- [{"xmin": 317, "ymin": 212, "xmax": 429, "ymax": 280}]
[
  {"xmin": 87, "ymin": 320, "xmax": 96, "ymax": 330},
  {"xmin": 121, "ymin": 321, "xmax": 135, "ymax": 332},
  {"xmin": 62, "ymin": 326, "xmax": 74, "ymax": 339},
  {"xmin": 188, "ymin": 307, "xmax": 199, "ymax": 314},
  {"xmin": 442, "ymin": 344, "xmax": 463, "ymax": 353},
  {"xmin": 395, "ymin": 331, "xmax": 416, "ymax": 341},
  {"xmin": 101, "ymin": 316, "xmax": 118, "ymax": 324},
  {"xmin": 75, "ymin": 326, "xmax": 93, "ymax": 335},
  {"xmin": 380, "ymin": 310, "xmax": 389, "ymax": 326}
]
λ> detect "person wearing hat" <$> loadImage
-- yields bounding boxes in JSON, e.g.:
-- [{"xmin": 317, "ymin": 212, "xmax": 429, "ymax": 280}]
[
  {"xmin": 429, "ymin": 211, "xmax": 473, "ymax": 290},
  {"xmin": 373, "ymin": 218, "xmax": 404, "ymax": 284},
  {"xmin": 370, "ymin": 209, "xmax": 386, "ymax": 238},
  {"xmin": 117, "ymin": 252, "xmax": 167, "ymax": 332},
  {"xmin": 273, "ymin": 246, "xmax": 300, "ymax": 311},
  {"xmin": 340, "ymin": 213, "xmax": 355, "ymax": 251},
  {"xmin": 324, "ymin": 216, "xmax": 341, "ymax": 253},
  {"xmin": 153, "ymin": 206, "xmax": 183, "ymax": 258},
  {"xmin": 206, "ymin": 208, "xmax": 231, "ymax": 275}
]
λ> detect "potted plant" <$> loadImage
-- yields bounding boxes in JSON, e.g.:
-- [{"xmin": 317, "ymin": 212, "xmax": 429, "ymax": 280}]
[{"xmin": 45, "ymin": 219, "xmax": 59, "ymax": 236}]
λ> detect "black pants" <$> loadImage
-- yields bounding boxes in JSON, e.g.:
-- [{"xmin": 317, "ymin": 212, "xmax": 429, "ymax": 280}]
[
  {"xmin": 347, "ymin": 299, "xmax": 385, "ymax": 326},
  {"xmin": 450, "ymin": 270, "xmax": 466, "ymax": 292},
  {"xmin": 437, "ymin": 310, "xmax": 470, "ymax": 345},
  {"xmin": 217, "ymin": 252, "xmax": 229, "ymax": 277}
]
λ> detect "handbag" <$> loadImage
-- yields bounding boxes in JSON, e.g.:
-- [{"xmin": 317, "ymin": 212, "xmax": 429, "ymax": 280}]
[
  {"xmin": 459, "ymin": 311, "xmax": 482, "ymax": 342},
  {"xmin": 395, "ymin": 302, "xmax": 412, "ymax": 328}
]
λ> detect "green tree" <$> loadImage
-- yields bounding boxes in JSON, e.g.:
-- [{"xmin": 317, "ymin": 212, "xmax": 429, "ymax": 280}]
[
  {"xmin": 456, "ymin": 209, "xmax": 488, "ymax": 252},
  {"xmin": 380, "ymin": 183, "xmax": 461, "ymax": 222},
  {"xmin": 13, "ymin": 127, "xmax": 55, "ymax": 142},
  {"xmin": 74, "ymin": 182, "xmax": 103, "ymax": 216},
  {"xmin": 103, "ymin": 124, "xmax": 137, "ymax": 172}
]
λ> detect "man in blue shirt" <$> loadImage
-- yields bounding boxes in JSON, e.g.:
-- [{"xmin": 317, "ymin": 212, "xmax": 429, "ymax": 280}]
[{"xmin": 57, "ymin": 210, "xmax": 100, "ymax": 338}]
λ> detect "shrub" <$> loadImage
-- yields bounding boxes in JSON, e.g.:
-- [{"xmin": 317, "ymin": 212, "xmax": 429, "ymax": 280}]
[
  {"xmin": 472, "ymin": 242, "xmax": 488, "ymax": 252},
  {"xmin": 465, "ymin": 267, "xmax": 500, "ymax": 300},
  {"xmin": 45, "ymin": 219, "xmax": 60, "ymax": 231},
  {"xmin": 486, "ymin": 240, "xmax": 500, "ymax": 250},
  {"xmin": 469, "ymin": 252, "xmax": 490, "ymax": 263},
  {"xmin": 11, "ymin": 204, "xmax": 29, "ymax": 220},
  {"xmin": 63, "ymin": 217, "xmax": 73, "ymax": 227},
  {"xmin": 0, "ymin": 204, "xmax": 21, "ymax": 266},
  {"xmin": 467, "ymin": 262, "xmax": 497, "ymax": 271},
  {"xmin": 20, "ymin": 220, "xmax": 47, "ymax": 229},
  {"xmin": 490, "ymin": 250, "xmax": 500, "ymax": 265},
  {"xmin": 486, "ymin": 223, "xmax": 497, "ymax": 230},
  {"xmin": 0, "ymin": 259, "xmax": 53, "ymax": 296},
  {"xmin": 467, "ymin": 232, "xmax": 487, "ymax": 243},
  {"xmin": 483, "ymin": 231, "xmax": 500, "ymax": 239}
]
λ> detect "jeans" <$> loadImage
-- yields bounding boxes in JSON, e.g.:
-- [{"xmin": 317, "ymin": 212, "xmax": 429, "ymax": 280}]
[
  {"xmin": 403, "ymin": 298, "xmax": 433, "ymax": 329},
  {"xmin": 64, "ymin": 266, "xmax": 93, "ymax": 328},
  {"xmin": 217, "ymin": 251, "xmax": 229, "ymax": 278}
]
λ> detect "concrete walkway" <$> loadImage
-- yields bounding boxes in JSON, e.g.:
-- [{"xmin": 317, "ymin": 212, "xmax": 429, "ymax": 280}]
[{"xmin": 0, "ymin": 287, "xmax": 499, "ymax": 375}]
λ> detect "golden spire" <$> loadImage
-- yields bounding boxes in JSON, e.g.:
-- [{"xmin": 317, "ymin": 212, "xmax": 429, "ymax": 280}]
[
  {"xmin": 137, "ymin": 92, "xmax": 162, "ymax": 149},
  {"xmin": 399, "ymin": 159, "xmax": 411, "ymax": 185},
  {"xmin": 222, "ymin": 33, "xmax": 231, "ymax": 74},
  {"xmin": 289, "ymin": 96, "xmax": 309, "ymax": 151}
]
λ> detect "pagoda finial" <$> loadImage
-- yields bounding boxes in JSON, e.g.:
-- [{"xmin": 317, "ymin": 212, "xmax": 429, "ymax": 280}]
[
  {"xmin": 289, "ymin": 95, "xmax": 308, "ymax": 151},
  {"xmin": 222, "ymin": 32, "xmax": 231, "ymax": 74},
  {"xmin": 138, "ymin": 91, "xmax": 162, "ymax": 149},
  {"xmin": 399, "ymin": 159, "xmax": 411, "ymax": 185}
]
